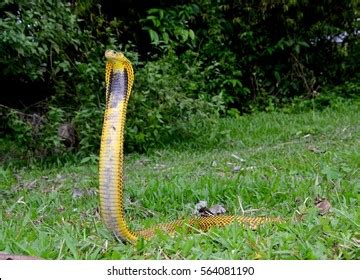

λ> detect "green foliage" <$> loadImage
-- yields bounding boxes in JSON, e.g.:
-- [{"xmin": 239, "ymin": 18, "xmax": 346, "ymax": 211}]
[
  {"xmin": 138, "ymin": 0, "xmax": 359, "ymax": 112},
  {"xmin": 196, "ymin": 0, "xmax": 359, "ymax": 110},
  {"xmin": 6, "ymin": 110, "xmax": 33, "ymax": 147},
  {"xmin": 141, "ymin": 4, "xmax": 198, "ymax": 51},
  {"xmin": 0, "ymin": 0, "xmax": 359, "ymax": 157},
  {"xmin": 72, "ymin": 103, "xmax": 103, "ymax": 155},
  {"xmin": 42, "ymin": 106, "xmax": 66, "ymax": 150},
  {"xmin": 284, "ymin": 81, "xmax": 360, "ymax": 113},
  {"xmin": 0, "ymin": 0, "xmax": 80, "ymax": 81},
  {"xmin": 0, "ymin": 0, "xmax": 118, "ymax": 154},
  {"xmin": 69, "ymin": 52, "xmax": 225, "ymax": 153},
  {"xmin": 330, "ymin": 81, "xmax": 360, "ymax": 98},
  {"xmin": 6, "ymin": 106, "xmax": 66, "ymax": 155},
  {"xmin": 127, "ymin": 52, "xmax": 224, "ymax": 151}
]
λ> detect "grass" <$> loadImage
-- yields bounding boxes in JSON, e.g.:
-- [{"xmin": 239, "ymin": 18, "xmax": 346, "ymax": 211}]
[{"xmin": 0, "ymin": 101, "xmax": 359, "ymax": 259}]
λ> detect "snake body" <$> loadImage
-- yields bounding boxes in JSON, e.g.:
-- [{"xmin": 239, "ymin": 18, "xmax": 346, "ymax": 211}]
[{"xmin": 99, "ymin": 50, "xmax": 281, "ymax": 243}]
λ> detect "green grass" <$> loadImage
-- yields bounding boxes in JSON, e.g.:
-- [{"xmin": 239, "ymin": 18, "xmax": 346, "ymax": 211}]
[{"xmin": 0, "ymin": 101, "xmax": 359, "ymax": 259}]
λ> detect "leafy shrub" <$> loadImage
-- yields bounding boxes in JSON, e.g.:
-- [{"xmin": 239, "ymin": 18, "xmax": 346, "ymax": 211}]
[
  {"xmin": 282, "ymin": 81, "xmax": 360, "ymax": 113},
  {"xmin": 1, "ymin": 0, "xmax": 359, "ymax": 160},
  {"xmin": 330, "ymin": 81, "xmax": 360, "ymax": 98},
  {"xmin": 73, "ymin": 52, "xmax": 225, "ymax": 153},
  {"xmin": 131, "ymin": 53, "xmax": 224, "ymax": 151},
  {"xmin": 141, "ymin": 4, "xmax": 198, "ymax": 52},
  {"xmin": 72, "ymin": 103, "xmax": 103, "ymax": 155},
  {"xmin": 5, "ymin": 105, "xmax": 66, "ymax": 155},
  {"xmin": 6, "ymin": 110, "xmax": 34, "ymax": 147}
]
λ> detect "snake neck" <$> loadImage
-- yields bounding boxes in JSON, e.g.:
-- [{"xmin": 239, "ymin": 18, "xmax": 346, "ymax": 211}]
[{"xmin": 99, "ymin": 62, "xmax": 137, "ymax": 243}]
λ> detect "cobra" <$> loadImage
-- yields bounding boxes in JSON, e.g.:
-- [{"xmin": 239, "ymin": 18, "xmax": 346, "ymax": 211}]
[{"xmin": 99, "ymin": 50, "xmax": 281, "ymax": 243}]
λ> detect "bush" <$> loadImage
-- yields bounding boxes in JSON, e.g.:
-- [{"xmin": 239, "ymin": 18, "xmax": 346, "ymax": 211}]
[
  {"xmin": 71, "ymin": 52, "xmax": 225, "ymax": 153},
  {"xmin": 126, "ymin": 52, "xmax": 225, "ymax": 151},
  {"xmin": 282, "ymin": 81, "xmax": 360, "ymax": 113},
  {"xmin": 1, "ymin": 0, "xmax": 359, "ymax": 160},
  {"xmin": 5, "ymin": 105, "xmax": 65, "ymax": 155}
]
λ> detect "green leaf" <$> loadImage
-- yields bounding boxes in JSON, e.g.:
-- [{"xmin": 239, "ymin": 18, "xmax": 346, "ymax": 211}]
[
  {"xmin": 189, "ymin": 29, "xmax": 195, "ymax": 40},
  {"xmin": 148, "ymin": 29, "xmax": 159, "ymax": 45},
  {"xmin": 52, "ymin": 43, "xmax": 60, "ymax": 54},
  {"xmin": 321, "ymin": 167, "xmax": 340, "ymax": 181},
  {"xmin": 63, "ymin": 232, "xmax": 79, "ymax": 259}
]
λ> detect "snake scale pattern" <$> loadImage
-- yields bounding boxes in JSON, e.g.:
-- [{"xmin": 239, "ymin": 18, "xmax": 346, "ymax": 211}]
[{"xmin": 99, "ymin": 50, "xmax": 281, "ymax": 243}]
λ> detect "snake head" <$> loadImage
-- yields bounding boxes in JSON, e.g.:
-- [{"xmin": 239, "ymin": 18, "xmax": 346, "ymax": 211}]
[
  {"xmin": 105, "ymin": 50, "xmax": 126, "ymax": 62},
  {"xmin": 105, "ymin": 50, "xmax": 132, "ymax": 73}
]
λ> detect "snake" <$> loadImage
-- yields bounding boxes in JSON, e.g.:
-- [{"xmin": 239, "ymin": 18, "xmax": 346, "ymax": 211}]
[{"xmin": 99, "ymin": 50, "xmax": 282, "ymax": 243}]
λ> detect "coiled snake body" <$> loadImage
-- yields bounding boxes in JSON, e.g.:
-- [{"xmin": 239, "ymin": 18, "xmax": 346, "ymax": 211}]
[{"xmin": 99, "ymin": 50, "xmax": 281, "ymax": 243}]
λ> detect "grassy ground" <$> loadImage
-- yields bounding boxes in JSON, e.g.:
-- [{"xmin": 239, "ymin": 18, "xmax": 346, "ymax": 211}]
[{"xmin": 0, "ymin": 101, "xmax": 359, "ymax": 259}]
